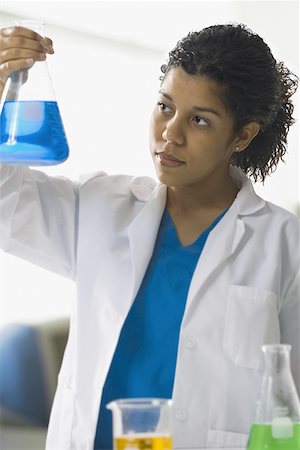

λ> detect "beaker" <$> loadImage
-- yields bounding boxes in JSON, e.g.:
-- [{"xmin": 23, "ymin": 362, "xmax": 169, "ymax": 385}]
[
  {"xmin": 246, "ymin": 344, "xmax": 300, "ymax": 449},
  {"xmin": 0, "ymin": 20, "xmax": 69, "ymax": 166},
  {"xmin": 107, "ymin": 398, "xmax": 173, "ymax": 450}
]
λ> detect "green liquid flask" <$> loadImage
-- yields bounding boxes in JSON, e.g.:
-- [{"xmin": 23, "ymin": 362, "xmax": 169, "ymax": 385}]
[
  {"xmin": 246, "ymin": 344, "xmax": 300, "ymax": 450},
  {"xmin": 0, "ymin": 20, "xmax": 69, "ymax": 166}
]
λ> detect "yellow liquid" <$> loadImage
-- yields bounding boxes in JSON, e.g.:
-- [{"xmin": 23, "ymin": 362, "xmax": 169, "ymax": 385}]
[{"xmin": 115, "ymin": 435, "xmax": 172, "ymax": 450}]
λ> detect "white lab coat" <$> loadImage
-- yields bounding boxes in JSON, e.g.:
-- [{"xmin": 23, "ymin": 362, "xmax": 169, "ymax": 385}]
[{"xmin": 0, "ymin": 164, "xmax": 299, "ymax": 450}]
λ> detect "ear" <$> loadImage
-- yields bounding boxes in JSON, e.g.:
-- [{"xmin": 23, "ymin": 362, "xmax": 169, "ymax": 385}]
[{"xmin": 232, "ymin": 121, "xmax": 260, "ymax": 153}]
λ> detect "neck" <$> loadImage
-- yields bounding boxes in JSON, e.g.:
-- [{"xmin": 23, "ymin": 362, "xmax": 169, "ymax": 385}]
[{"xmin": 166, "ymin": 176, "xmax": 239, "ymax": 216}]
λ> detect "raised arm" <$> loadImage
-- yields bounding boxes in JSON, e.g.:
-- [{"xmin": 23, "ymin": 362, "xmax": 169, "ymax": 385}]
[{"xmin": 0, "ymin": 27, "xmax": 77, "ymax": 279}]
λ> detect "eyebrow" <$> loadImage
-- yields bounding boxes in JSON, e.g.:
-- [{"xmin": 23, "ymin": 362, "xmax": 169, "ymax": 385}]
[{"xmin": 158, "ymin": 90, "xmax": 222, "ymax": 117}]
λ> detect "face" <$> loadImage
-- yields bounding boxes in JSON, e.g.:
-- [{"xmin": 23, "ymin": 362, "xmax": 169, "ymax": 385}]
[{"xmin": 149, "ymin": 67, "xmax": 239, "ymax": 191}]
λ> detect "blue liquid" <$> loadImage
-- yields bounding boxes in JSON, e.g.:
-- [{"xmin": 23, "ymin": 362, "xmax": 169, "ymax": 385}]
[{"xmin": 0, "ymin": 100, "xmax": 69, "ymax": 165}]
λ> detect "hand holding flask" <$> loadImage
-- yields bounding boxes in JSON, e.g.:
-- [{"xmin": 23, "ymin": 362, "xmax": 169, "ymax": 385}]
[{"xmin": 0, "ymin": 20, "xmax": 69, "ymax": 166}]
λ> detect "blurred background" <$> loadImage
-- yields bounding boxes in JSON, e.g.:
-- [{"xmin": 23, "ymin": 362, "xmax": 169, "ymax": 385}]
[{"xmin": 0, "ymin": 1, "xmax": 299, "ymax": 449}]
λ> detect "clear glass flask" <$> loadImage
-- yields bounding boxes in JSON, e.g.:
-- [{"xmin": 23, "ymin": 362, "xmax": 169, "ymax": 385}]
[
  {"xmin": 107, "ymin": 398, "xmax": 173, "ymax": 450},
  {"xmin": 0, "ymin": 20, "xmax": 69, "ymax": 165},
  {"xmin": 246, "ymin": 344, "xmax": 300, "ymax": 450}
]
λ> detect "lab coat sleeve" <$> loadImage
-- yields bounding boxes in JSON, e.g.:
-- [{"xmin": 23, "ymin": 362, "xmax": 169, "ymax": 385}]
[
  {"xmin": 279, "ymin": 269, "xmax": 300, "ymax": 396},
  {"xmin": 0, "ymin": 164, "xmax": 78, "ymax": 279}
]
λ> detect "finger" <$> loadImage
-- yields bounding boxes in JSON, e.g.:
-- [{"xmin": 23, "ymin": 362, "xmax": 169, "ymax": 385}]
[
  {"xmin": 41, "ymin": 37, "xmax": 54, "ymax": 53},
  {"xmin": 0, "ymin": 36, "xmax": 46, "ymax": 53},
  {"xmin": 1, "ymin": 27, "xmax": 54, "ymax": 51},
  {"xmin": 1, "ymin": 26, "xmax": 42, "ymax": 42},
  {"xmin": 0, "ymin": 58, "xmax": 34, "ymax": 83},
  {"xmin": 0, "ymin": 48, "xmax": 47, "ymax": 65}
]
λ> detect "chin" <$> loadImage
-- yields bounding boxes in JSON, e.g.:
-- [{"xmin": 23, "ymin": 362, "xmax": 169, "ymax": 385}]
[{"xmin": 153, "ymin": 166, "xmax": 168, "ymax": 185}]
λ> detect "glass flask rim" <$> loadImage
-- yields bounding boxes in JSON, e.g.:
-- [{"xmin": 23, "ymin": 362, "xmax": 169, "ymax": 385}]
[
  {"xmin": 106, "ymin": 398, "xmax": 172, "ymax": 410},
  {"xmin": 262, "ymin": 344, "xmax": 291, "ymax": 353},
  {"xmin": 15, "ymin": 19, "xmax": 45, "ymax": 25},
  {"xmin": 14, "ymin": 19, "xmax": 45, "ymax": 32}
]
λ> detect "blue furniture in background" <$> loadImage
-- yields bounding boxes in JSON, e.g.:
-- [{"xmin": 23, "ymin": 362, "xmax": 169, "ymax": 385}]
[{"xmin": 0, "ymin": 318, "xmax": 69, "ymax": 426}]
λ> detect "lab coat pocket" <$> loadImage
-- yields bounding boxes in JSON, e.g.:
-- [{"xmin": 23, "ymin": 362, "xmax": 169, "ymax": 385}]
[{"xmin": 223, "ymin": 285, "xmax": 279, "ymax": 370}]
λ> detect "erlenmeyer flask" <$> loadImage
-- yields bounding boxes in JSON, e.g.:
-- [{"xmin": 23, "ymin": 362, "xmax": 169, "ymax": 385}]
[
  {"xmin": 247, "ymin": 344, "xmax": 300, "ymax": 449},
  {"xmin": 0, "ymin": 20, "xmax": 69, "ymax": 166}
]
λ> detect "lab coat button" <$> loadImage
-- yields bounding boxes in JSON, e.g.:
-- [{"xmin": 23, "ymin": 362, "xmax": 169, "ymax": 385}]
[
  {"xmin": 184, "ymin": 338, "xmax": 196, "ymax": 350},
  {"xmin": 175, "ymin": 408, "xmax": 187, "ymax": 422}
]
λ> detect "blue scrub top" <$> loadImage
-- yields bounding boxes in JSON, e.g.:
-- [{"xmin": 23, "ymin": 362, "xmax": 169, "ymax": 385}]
[{"xmin": 94, "ymin": 207, "xmax": 227, "ymax": 449}]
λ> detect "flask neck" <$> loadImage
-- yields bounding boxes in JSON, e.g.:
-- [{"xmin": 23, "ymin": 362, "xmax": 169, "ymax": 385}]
[
  {"xmin": 15, "ymin": 19, "xmax": 45, "ymax": 36},
  {"xmin": 263, "ymin": 344, "xmax": 291, "ymax": 375},
  {"xmin": 2, "ymin": 20, "xmax": 54, "ymax": 102}
]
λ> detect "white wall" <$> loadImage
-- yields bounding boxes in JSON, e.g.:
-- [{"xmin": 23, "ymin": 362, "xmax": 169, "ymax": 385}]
[{"xmin": 0, "ymin": 1, "xmax": 299, "ymax": 326}]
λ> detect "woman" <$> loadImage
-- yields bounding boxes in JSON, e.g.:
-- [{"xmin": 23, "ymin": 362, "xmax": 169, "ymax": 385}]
[{"xmin": 0, "ymin": 23, "xmax": 299, "ymax": 450}]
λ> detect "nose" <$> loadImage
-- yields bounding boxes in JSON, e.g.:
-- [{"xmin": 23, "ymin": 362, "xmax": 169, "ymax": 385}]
[{"xmin": 162, "ymin": 116, "xmax": 185, "ymax": 145}]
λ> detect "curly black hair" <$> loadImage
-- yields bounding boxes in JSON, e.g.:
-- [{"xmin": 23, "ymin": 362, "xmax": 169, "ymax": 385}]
[{"xmin": 160, "ymin": 24, "xmax": 298, "ymax": 182}]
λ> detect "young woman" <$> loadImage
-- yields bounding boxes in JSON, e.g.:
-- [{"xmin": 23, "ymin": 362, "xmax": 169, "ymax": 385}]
[{"xmin": 0, "ymin": 23, "xmax": 299, "ymax": 450}]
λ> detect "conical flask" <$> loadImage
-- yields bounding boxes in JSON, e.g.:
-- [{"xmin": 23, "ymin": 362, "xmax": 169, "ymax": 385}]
[
  {"xmin": 247, "ymin": 344, "xmax": 300, "ymax": 450},
  {"xmin": 0, "ymin": 20, "xmax": 69, "ymax": 166}
]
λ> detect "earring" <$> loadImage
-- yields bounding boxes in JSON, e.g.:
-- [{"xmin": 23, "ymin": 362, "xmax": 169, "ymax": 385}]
[{"xmin": 235, "ymin": 146, "xmax": 240, "ymax": 151}]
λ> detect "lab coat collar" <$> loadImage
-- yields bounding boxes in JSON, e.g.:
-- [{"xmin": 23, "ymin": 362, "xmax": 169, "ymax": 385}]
[
  {"xmin": 186, "ymin": 168, "xmax": 266, "ymax": 311},
  {"xmin": 128, "ymin": 167, "xmax": 266, "ymax": 314},
  {"xmin": 128, "ymin": 181, "xmax": 167, "ymax": 300},
  {"xmin": 130, "ymin": 167, "xmax": 266, "ymax": 217},
  {"xmin": 130, "ymin": 175, "xmax": 159, "ymax": 201},
  {"xmin": 229, "ymin": 166, "xmax": 266, "ymax": 216}
]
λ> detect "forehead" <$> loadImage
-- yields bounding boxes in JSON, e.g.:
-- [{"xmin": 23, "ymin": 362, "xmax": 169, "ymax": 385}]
[{"xmin": 161, "ymin": 67, "xmax": 226, "ymax": 111}]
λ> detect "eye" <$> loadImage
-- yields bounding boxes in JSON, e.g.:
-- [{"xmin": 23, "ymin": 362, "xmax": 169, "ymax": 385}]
[
  {"xmin": 193, "ymin": 115, "xmax": 209, "ymax": 126},
  {"xmin": 157, "ymin": 102, "xmax": 171, "ymax": 113}
]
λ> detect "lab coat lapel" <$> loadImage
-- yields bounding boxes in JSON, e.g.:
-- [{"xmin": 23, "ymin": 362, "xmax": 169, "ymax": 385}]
[
  {"xmin": 127, "ymin": 181, "xmax": 167, "ymax": 301},
  {"xmin": 188, "ymin": 207, "xmax": 245, "ymax": 302},
  {"xmin": 187, "ymin": 168, "xmax": 266, "ymax": 305}
]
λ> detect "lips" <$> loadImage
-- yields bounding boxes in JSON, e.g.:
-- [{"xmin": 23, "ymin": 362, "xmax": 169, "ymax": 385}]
[{"xmin": 156, "ymin": 151, "xmax": 185, "ymax": 167}]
